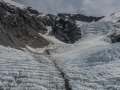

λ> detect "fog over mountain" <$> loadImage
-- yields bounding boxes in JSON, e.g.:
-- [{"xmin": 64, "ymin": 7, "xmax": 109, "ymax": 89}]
[{"xmin": 13, "ymin": 0, "xmax": 120, "ymax": 16}]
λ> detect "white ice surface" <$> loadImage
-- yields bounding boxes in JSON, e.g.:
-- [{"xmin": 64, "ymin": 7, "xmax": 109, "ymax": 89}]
[
  {"xmin": 0, "ymin": 46, "xmax": 65, "ymax": 90},
  {"xmin": 39, "ymin": 26, "xmax": 65, "ymax": 45},
  {"xmin": 50, "ymin": 21, "xmax": 120, "ymax": 90},
  {"xmin": 1, "ymin": 0, "xmax": 120, "ymax": 89},
  {"xmin": 38, "ymin": 13, "xmax": 47, "ymax": 17},
  {"xmin": 0, "ymin": 0, "xmax": 26, "ymax": 9},
  {"xmin": 101, "ymin": 13, "xmax": 120, "ymax": 22}
]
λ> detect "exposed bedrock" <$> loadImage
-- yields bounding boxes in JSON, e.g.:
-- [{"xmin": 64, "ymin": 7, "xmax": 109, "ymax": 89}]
[{"xmin": 0, "ymin": 1, "xmax": 104, "ymax": 48}]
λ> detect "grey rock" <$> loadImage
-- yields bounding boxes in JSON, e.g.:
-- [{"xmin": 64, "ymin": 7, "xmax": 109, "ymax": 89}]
[
  {"xmin": 52, "ymin": 17, "xmax": 81, "ymax": 43},
  {"xmin": 58, "ymin": 13, "xmax": 104, "ymax": 22},
  {"xmin": 0, "ymin": 1, "xmax": 49, "ymax": 48},
  {"xmin": 0, "ymin": 24, "xmax": 24, "ymax": 49},
  {"xmin": 0, "ymin": 1, "xmax": 104, "ymax": 48}
]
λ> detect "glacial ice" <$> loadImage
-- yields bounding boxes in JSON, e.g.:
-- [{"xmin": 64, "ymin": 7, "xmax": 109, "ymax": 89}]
[
  {"xmin": 0, "ymin": 45, "xmax": 65, "ymax": 90},
  {"xmin": 0, "ymin": 0, "xmax": 26, "ymax": 9},
  {"xmin": 50, "ymin": 20, "xmax": 120, "ymax": 90},
  {"xmin": 0, "ymin": 19, "xmax": 120, "ymax": 90},
  {"xmin": 0, "ymin": 1, "xmax": 120, "ymax": 89}
]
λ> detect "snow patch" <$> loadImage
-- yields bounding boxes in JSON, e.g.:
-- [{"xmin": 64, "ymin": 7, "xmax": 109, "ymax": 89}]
[
  {"xmin": 1, "ymin": 0, "xmax": 26, "ymax": 9},
  {"xmin": 101, "ymin": 13, "xmax": 120, "ymax": 22},
  {"xmin": 25, "ymin": 26, "xmax": 66, "ymax": 54},
  {"xmin": 38, "ymin": 13, "xmax": 47, "ymax": 17},
  {"xmin": 26, "ymin": 45, "xmax": 52, "ymax": 54},
  {"xmin": 39, "ymin": 26, "xmax": 65, "ymax": 45}
]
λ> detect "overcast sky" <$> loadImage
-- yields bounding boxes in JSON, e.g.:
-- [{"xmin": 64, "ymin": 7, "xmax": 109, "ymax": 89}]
[{"xmin": 13, "ymin": 0, "xmax": 120, "ymax": 16}]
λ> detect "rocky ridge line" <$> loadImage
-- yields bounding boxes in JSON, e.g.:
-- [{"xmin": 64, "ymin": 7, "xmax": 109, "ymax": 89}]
[{"xmin": 0, "ymin": 0, "xmax": 104, "ymax": 49}]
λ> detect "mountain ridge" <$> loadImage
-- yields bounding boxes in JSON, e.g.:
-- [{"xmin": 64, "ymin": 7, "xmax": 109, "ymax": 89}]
[
  {"xmin": 0, "ymin": 0, "xmax": 105, "ymax": 50},
  {"xmin": 1, "ymin": 0, "xmax": 120, "ymax": 90}
]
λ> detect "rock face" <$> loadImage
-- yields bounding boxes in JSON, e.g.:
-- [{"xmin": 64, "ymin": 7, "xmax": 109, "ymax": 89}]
[
  {"xmin": 107, "ymin": 24, "xmax": 120, "ymax": 43},
  {"xmin": 109, "ymin": 30, "xmax": 120, "ymax": 43},
  {"xmin": 52, "ymin": 17, "xmax": 81, "ymax": 43},
  {"xmin": 58, "ymin": 13, "xmax": 104, "ymax": 22},
  {"xmin": 0, "ymin": 1, "xmax": 104, "ymax": 48},
  {"xmin": 0, "ymin": 24, "xmax": 24, "ymax": 48},
  {"xmin": 111, "ymin": 35, "xmax": 120, "ymax": 43},
  {"xmin": 40, "ymin": 14, "xmax": 55, "ymax": 26},
  {"xmin": 0, "ymin": 1, "xmax": 49, "ymax": 48}
]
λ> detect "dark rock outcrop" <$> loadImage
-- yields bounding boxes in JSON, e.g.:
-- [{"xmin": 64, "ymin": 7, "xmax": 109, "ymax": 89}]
[
  {"xmin": 0, "ymin": 24, "xmax": 24, "ymax": 49},
  {"xmin": 0, "ymin": 1, "xmax": 104, "ymax": 48},
  {"xmin": 110, "ymin": 31, "xmax": 120, "ymax": 43},
  {"xmin": 40, "ymin": 14, "xmax": 55, "ymax": 26},
  {"xmin": 48, "ymin": 13, "xmax": 103, "ymax": 43},
  {"xmin": 58, "ymin": 13, "xmax": 104, "ymax": 22},
  {"xmin": 108, "ymin": 24, "xmax": 120, "ymax": 43},
  {"xmin": 0, "ymin": 1, "xmax": 49, "ymax": 48},
  {"xmin": 52, "ymin": 17, "xmax": 81, "ymax": 43},
  {"xmin": 111, "ymin": 35, "xmax": 120, "ymax": 43}
]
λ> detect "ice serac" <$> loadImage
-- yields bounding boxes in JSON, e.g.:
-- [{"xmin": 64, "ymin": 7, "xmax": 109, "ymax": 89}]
[
  {"xmin": 101, "ymin": 13, "xmax": 120, "ymax": 43},
  {"xmin": 49, "ymin": 19, "xmax": 120, "ymax": 90}
]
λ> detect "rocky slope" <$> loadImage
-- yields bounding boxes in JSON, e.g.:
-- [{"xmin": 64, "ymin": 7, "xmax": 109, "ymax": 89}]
[
  {"xmin": 0, "ymin": 0, "xmax": 105, "ymax": 49},
  {"xmin": 0, "ymin": 1, "xmax": 49, "ymax": 48},
  {"xmin": 100, "ymin": 13, "xmax": 120, "ymax": 43},
  {"xmin": 52, "ymin": 17, "xmax": 81, "ymax": 43},
  {"xmin": 0, "ymin": 24, "xmax": 24, "ymax": 48},
  {"xmin": 58, "ymin": 13, "xmax": 104, "ymax": 22}
]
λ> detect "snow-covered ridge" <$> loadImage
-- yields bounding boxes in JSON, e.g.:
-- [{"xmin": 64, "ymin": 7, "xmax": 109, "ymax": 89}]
[
  {"xmin": 100, "ymin": 13, "xmax": 120, "ymax": 22},
  {"xmin": 0, "ymin": 0, "xmax": 26, "ymax": 9}
]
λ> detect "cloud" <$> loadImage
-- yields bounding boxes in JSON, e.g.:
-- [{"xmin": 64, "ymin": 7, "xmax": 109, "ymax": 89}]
[
  {"xmin": 81, "ymin": 0, "xmax": 120, "ymax": 16},
  {"xmin": 13, "ymin": 0, "xmax": 120, "ymax": 16}
]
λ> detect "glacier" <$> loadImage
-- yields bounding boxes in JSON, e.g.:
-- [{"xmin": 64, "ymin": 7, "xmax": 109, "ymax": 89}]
[
  {"xmin": 49, "ymin": 20, "xmax": 120, "ymax": 90},
  {"xmin": 1, "ymin": 0, "xmax": 120, "ymax": 89},
  {"xmin": 1, "ymin": 20, "xmax": 120, "ymax": 90},
  {"xmin": 0, "ymin": 45, "xmax": 66, "ymax": 90},
  {"xmin": 0, "ymin": 19, "xmax": 120, "ymax": 90}
]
